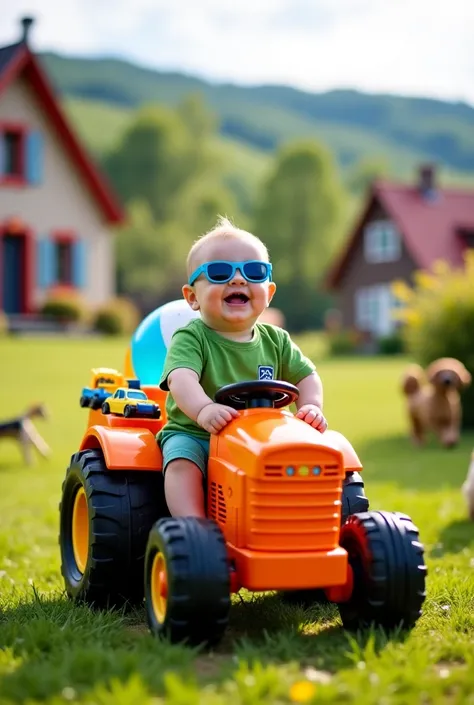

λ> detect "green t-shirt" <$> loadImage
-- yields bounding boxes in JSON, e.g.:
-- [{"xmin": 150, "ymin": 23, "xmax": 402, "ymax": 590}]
[{"xmin": 158, "ymin": 319, "xmax": 316, "ymax": 443}]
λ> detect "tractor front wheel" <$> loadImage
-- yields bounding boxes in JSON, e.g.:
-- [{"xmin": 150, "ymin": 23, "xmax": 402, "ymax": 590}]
[
  {"xmin": 337, "ymin": 511, "xmax": 427, "ymax": 631},
  {"xmin": 59, "ymin": 448, "xmax": 168, "ymax": 607},
  {"xmin": 145, "ymin": 517, "xmax": 230, "ymax": 647}
]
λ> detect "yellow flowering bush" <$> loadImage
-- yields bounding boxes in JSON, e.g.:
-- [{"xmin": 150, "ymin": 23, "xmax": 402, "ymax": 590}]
[{"xmin": 392, "ymin": 250, "xmax": 474, "ymax": 427}]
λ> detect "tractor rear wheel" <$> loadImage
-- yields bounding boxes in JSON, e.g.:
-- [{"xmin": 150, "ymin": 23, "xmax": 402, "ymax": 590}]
[
  {"xmin": 59, "ymin": 448, "xmax": 168, "ymax": 607},
  {"xmin": 338, "ymin": 511, "xmax": 427, "ymax": 631},
  {"xmin": 145, "ymin": 517, "xmax": 230, "ymax": 647}
]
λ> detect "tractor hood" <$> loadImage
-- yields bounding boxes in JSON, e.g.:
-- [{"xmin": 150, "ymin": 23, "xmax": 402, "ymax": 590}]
[{"xmin": 215, "ymin": 408, "xmax": 362, "ymax": 476}]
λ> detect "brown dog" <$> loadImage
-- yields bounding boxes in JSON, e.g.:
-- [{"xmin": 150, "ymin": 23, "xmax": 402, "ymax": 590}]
[
  {"xmin": 0, "ymin": 403, "xmax": 50, "ymax": 466},
  {"xmin": 401, "ymin": 358, "xmax": 471, "ymax": 448}
]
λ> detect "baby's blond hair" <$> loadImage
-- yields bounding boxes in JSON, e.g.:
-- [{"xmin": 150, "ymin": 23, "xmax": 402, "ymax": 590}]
[{"xmin": 186, "ymin": 216, "xmax": 269, "ymax": 276}]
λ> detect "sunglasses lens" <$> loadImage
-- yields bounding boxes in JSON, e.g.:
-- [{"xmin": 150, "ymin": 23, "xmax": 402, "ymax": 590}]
[
  {"xmin": 243, "ymin": 262, "xmax": 269, "ymax": 282},
  {"xmin": 207, "ymin": 262, "xmax": 233, "ymax": 282}
]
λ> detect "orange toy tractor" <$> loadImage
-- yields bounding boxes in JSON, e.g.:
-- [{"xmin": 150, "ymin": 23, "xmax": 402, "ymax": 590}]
[{"xmin": 59, "ymin": 379, "xmax": 427, "ymax": 646}]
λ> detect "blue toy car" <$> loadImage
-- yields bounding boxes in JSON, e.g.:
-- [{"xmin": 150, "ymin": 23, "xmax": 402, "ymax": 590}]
[{"xmin": 79, "ymin": 368, "xmax": 126, "ymax": 410}]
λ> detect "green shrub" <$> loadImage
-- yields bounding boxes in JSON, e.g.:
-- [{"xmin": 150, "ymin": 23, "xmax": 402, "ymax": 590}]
[
  {"xmin": 39, "ymin": 288, "xmax": 87, "ymax": 323},
  {"xmin": 93, "ymin": 297, "xmax": 140, "ymax": 336},
  {"xmin": 393, "ymin": 253, "xmax": 474, "ymax": 427},
  {"xmin": 327, "ymin": 329, "xmax": 359, "ymax": 357},
  {"xmin": 378, "ymin": 331, "xmax": 405, "ymax": 355}
]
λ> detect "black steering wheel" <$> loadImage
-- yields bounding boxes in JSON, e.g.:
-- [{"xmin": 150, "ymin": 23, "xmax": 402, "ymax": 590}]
[{"xmin": 215, "ymin": 380, "xmax": 299, "ymax": 410}]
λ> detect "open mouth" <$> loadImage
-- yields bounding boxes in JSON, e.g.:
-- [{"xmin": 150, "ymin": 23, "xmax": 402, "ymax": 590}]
[{"xmin": 224, "ymin": 293, "xmax": 249, "ymax": 305}]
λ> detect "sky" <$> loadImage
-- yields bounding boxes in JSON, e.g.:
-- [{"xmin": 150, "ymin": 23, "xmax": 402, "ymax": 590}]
[{"xmin": 1, "ymin": 0, "xmax": 473, "ymax": 106}]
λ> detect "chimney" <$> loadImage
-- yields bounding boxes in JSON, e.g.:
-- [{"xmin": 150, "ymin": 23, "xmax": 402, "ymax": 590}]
[
  {"xmin": 20, "ymin": 16, "xmax": 34, "ymax": 44},
  {"xmin": 418, "ymin": 164, "xmax": 437, "ymax": 199}
]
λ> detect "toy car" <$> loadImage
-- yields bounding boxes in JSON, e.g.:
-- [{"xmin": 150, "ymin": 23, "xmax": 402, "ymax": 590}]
[
  {"xmin": 79, "ymin": 368, "xmax": 125, "ymax": 410},
  {"xmin": 60, "ymin": 378, "xmax": 426, "ymax": 647},
  {"xmin": 102, "ymin": 387, "xmax": 161, "ymax": 419}
]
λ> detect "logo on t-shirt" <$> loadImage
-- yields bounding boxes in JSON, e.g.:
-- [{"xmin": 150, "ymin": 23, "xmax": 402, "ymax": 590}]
[{"xmin": 258, "ymin": 365, "xmax": 274, "ymax": 380}]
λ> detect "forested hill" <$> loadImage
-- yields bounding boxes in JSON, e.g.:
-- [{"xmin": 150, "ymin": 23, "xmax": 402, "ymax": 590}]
[{"xmin": 40, "ymin": 52, "xmax": 474, "ymax": 177}]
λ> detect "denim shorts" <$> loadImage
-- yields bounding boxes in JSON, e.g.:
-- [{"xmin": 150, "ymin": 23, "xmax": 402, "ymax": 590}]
[{"xmin": 160, "ymin": 433, "xmax": 210, "ymax": 477}]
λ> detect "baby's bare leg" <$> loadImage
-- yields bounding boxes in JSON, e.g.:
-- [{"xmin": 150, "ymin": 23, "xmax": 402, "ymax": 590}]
[{"xmin": 164, "ymin": 458, "xmax": 206, "ymax": 518}]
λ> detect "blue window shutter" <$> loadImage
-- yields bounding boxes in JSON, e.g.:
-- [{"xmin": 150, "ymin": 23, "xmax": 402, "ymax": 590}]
[
  {"xmin": 0, "ymin": 133, "xmax": 5, "ymax": 177},
  {"xmin": 72, "ymin": 240, "xmax": 87, "ymax": 288},
  {"xmin": 36, "ymin": 237, "xmax": 57, "ymax": 289},
  {"xmin": 25, "ymin": 130, "xmax": 44, "ymax": 185}
]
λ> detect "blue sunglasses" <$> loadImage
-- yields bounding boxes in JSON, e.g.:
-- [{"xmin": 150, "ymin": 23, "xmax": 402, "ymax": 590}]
[{"xmin": 188, "ymin": 260, "xmax": 272, "ymax": 286}]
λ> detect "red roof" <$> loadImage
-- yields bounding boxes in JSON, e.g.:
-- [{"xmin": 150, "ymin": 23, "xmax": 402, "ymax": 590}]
[
  {"xmin": 327, "ymin": 179, "xmax": 474, "ymax": 288},
  {"xmin": 0, "ymin": 41, "xmax": 124, "ymax": 224}
]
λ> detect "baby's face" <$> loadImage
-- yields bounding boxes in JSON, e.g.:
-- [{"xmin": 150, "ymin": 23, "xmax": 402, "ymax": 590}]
[{"xmin": 184, "ymin": 237, "xmax": 276, "ymax": 333}]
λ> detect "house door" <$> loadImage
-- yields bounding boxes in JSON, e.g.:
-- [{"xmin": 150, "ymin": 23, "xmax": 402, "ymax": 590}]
[{"xmin": 2, "ymin": 233, "xmax": 25, "ymax": 314}]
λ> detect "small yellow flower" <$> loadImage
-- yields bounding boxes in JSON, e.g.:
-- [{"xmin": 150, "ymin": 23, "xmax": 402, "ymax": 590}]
[
  {"xmin": 290, "ymin": 680, "xmax": 317, "ymax": 703},
  {"xmin": 391, "ymin": 280, "xmax": 413, "ymax": 303},
  {"xmin": 413, "ymin": 270, "xmax": 438, "ymax": 291}
]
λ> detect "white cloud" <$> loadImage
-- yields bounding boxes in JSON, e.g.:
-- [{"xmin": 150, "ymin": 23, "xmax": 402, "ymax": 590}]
[{"xmin": 1, "ymin": 0, "xmax": 473, "ymax": 105}]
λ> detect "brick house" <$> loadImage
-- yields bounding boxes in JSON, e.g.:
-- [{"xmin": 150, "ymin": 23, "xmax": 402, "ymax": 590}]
[
  {"xmin": 0, "ymin": 17, "xmax": 124, "ymax": 316},
  {"xmin": 325, "ymin": 165, "xmax": 474, "ymax": 338}
]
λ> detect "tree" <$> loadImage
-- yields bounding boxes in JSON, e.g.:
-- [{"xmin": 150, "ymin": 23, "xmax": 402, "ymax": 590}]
[
  {"xmin": 172, "ymin": 178, "xmax": 239, "ymax": 238},
  {"xmin": 254, "ymin": 140, "xmax": 346, "ymax": 330},
  {"xmin": 104, "ymin": 106, "xmax": 190, "ymax": 222},
  {"xmin": 116, "ymin": 200, "xmax": 189, "ymax": 310},
  {"xmin": 346, "ymin": 157, "xmax": 390, "ymax": 198}
]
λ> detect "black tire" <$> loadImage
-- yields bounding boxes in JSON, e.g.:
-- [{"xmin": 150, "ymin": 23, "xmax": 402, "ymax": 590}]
[
  {"xmin": 152, "ymin": 408, "xmax": 161, "ymax": 419},
  {"xmin": 338, "ymin": 511, "xmax": 427, "ymax": 631},
  {"xmin": 124, "ymin": 405, "xmax": 134, "ymax": 418},
  {"xmin": 341, "ymin": 472, "xmax": 369, "ymax": 524},
  {"xmin": 79, "ymin": 395, "xmax": 89, "ymax": 408},
  {"xmin": 102, "ymin": 402, "xmax": 110, "ymax": 415},
  {"xmin": 145, "ymin": 517, "xmax": 230, "ymax": 647},
  {"xmin": 59, "ymin": 448, "xmax": 168, "ymax": 607},
  {"xmin": 90, "ymin": 395, "xmax": 102, "ymax": 411}
]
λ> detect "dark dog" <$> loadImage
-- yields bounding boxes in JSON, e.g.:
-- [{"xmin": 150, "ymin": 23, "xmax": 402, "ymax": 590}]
[
  {"xmin": 401, "ymin": 358, "xmax": 471, "ymax": 448},
  {"xmin": 0, "ymin": 403, "xmax": 50, "ymax": 465}
]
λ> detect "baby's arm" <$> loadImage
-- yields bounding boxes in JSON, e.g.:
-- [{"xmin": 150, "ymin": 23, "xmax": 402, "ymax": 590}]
[
  {"xmin": 295, "ymin": 371, "xmax": 327, "ymax": 432},
  {"xmin": 167, "ymin": 368, "xmax": 238, "ymax": 434}
]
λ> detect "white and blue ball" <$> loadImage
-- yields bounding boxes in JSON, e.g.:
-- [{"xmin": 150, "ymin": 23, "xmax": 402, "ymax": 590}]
[{"xmin": 130, "ymin": 299, "xmax": 200, "ymax": 385}]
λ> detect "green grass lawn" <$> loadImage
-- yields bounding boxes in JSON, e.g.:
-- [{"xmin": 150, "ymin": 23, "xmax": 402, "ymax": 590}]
[{"xmin": 0, "ymin": 336, "xmax": 473, "ymax": 705}]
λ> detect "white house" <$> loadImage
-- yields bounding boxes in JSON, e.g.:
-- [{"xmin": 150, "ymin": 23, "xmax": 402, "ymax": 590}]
[{"xmin": 0, "ymin": 17, "xmax": 124, "ymax": 315}]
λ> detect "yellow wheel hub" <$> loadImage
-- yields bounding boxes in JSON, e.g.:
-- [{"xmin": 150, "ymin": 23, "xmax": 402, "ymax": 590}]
[
  {"xmin": 151, "ymin": 552, "xmax": 168, "ymax": 624},
  {"xmin": 72, "ymin": 486, "xmax": 89, "ymax": 573}
]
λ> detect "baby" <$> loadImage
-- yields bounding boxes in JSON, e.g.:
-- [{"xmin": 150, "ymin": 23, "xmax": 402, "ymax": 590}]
[{"xmin": 158, "ymin": 217, "xmax": 327, "ymax": 518}]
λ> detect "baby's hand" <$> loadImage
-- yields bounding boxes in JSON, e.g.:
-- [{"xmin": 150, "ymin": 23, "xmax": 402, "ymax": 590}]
[
  {"xmin": 296, "ymin": 404, "xmax": 328, "ymax": 432},
  {"xmin": 197, "ymin": 403, "xmax": 239, "ymax": 434}
]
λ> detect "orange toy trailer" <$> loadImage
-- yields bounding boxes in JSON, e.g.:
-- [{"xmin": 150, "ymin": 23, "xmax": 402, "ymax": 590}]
[{"xmin": 59, "ymin": 379, "xmax": 427, "ymax": 647}]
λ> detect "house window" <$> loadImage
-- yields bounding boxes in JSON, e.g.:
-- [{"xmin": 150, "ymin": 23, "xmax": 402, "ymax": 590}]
[
  {"xmin": 55, "ymin": 240, "xmax": 73, "ymax": 285},
  {"xmin": 4, "ymin": 130, "xmax": 23, "ymax": 176},
  {"xmin": 1, "ymin": 126, "xmax": 44, "ymax": 185},
  {"xmin": 364, "ymin": 220, "xmax": 401, "ymax": 263},
  {"xmin": 355, "ymin": 284, "xmax": 399, "ymax": 337}
]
